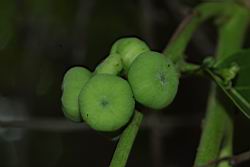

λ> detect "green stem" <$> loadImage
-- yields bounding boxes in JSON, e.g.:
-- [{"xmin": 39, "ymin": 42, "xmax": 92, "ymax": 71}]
[
  {"xmin": 163, "ymin": 2, "xmax": 246, "ymax": 64},
  {"xmin": 161, "ymin": 1, "xmax": 249, "ymax": 167},
  {"xmin": 194, "ymin": 86, "xmax": 227, "ymax": 166},
  {"xmin": 214, "ymin": 5, "xmax": 249, "ymax": 66},
  {"xmin": 218, "ymin": 112, "xmax": 234, "ymax": 167},
  {"xmin": 194, "ymin": 3, "xmax": 249, "ymax": 167},
  {"xmin": 109, "ymin": 111, "xmax": 143, "ymax": 167},
  {"xmin": 178, "ymin": 61, "xmax": 201, "ymax": 74}
]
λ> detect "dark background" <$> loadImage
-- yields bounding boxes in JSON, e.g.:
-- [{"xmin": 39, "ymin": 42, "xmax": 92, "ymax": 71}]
[{"xmin": 0, "ymin": 0, "xmax": 249, "ymax": 167}]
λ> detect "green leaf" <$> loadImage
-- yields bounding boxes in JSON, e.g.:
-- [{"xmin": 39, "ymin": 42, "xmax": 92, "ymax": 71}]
[{"xmin": 207, "ymin": 49, "xmax": 250, "ymax": 119}]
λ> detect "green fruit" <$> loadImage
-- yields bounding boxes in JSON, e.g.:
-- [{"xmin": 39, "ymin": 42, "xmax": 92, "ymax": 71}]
[
  {"xmin": 128, "ymin": 51, "xmax": 179, "ymax": 109},
  {"xmin": 111, "ymin": 37, "xmax": 150, "ymax": 71},
  {"xmin": 61, "ymin": 67, "xmax": 91, "ymax": 121},
  {"xmin": 79, "ymin": 74, "xmax": 135, "ymax": 131},
  {"xmin": 95, "ymin": 53, "xmax": 123, "ymax": 75}
]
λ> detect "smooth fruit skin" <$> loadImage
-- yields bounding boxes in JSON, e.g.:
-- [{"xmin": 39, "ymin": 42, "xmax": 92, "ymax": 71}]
[
  {"xmin": 95, "ymin": 53, "xmax": 123, "ymax": 75},
  {"xmin": 128, "ymin": 51, "xmax": 179, "ymax": 109},
  {"xmin": 61, "ymin": 67, "xmax": 91, "ymax": 122},
  {"xmin": 79, "ymin": 74, "xmax": 135, "ymax": 132},
  {"xmin": 111, "ymin": 37, "xmax": 150, "ymax": 71}
]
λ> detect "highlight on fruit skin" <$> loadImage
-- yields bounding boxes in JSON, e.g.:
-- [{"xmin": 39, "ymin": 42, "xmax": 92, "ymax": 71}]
[
  {"xmin": 95, "ymin": 53, "xmax": 123, "ymax": 75},
  {"xmin": 128, "ymin": 51, "xmax": 179, "ymax": 110},
  {"xmin": 61, "ymin": 66, "xmax": 92, "ymax": 122},
  {"xmin": 79, "ymin": 74, "xmax": 135, "ymax": 132},
  {"xmin": 111, "ymin": 37, "xmax": 150, "ymax": 71}
]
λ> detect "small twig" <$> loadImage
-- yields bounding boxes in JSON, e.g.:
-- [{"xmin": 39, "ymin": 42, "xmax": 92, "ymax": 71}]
[
  {"xmin": 194, "ymin": 150, "xmax": 250, "ymax": 167},
  {"xmin": 231, "ymin": 150, "xmax": 250, "ymax": 166}
]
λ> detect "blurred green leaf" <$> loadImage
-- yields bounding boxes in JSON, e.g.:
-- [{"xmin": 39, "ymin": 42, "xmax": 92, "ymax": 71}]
[{"xmin": 206, "ymin": 49, "xmax": 250, "ymax": 119}]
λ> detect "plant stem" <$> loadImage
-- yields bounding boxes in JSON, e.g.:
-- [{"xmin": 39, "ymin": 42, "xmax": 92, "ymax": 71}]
[
  {"xmin": 109, "ymin": 111, "xmax": 143, "ymax": 167},
  {"xmin": 161, "ymin": 1, "xmax": 249, "ymax": 167},
  {"xmin": 194, "ymin": 87, "xmax": 226, "ymax": 166},
  {"xmin": 218, "ymin": 112, "xmax": 234, "ymax": 167},
  {"xmin": 178, "ymin": 61, "xmax": 201, "ymax": 75},
  {"xmin": 194, "ymin": 150, "xmax": 250, "ymax": 167},
  {"xmin": 214, "ymin": 5, "xmax": 249, "ymax": 66},
  {"xmin": 194, "ymin": 3, "xmax": 249, "ymax": 167},
  {"xmin": 163, "ymin": 2, "xmax": 246, "ymax": 64}
]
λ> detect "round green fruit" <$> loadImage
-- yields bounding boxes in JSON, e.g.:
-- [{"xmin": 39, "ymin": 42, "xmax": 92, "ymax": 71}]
[
  {"xmin": 79, "ymin": 74, "xmax": 135, "ymax": 132},
  {"xmin": 128, "ymin": 51, "xmax": 179, "ymax": 109},
  {"xmin": 111, "ymin": 37, "xmax": 150, "ymax": 71},
  {"xmin": 61, "ymin": 67, "xmax": 91, "ymax": 121}
]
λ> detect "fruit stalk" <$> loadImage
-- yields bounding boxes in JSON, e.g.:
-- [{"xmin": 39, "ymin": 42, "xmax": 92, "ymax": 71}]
[{"xmin": 109, "ymin": 111, "xmax": 143, "ymax": 167}]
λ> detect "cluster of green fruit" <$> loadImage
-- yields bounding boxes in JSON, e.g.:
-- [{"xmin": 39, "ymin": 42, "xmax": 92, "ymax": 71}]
[{"xmin": 61, "ymin": 38, "xmax": 179, "ymax": 132}]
